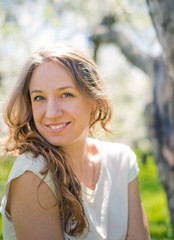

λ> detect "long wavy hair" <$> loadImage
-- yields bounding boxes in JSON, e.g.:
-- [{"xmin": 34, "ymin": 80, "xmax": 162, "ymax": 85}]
[{"xmin": 3, "ymin": 43, "xmax": 112, "ymax": 237}]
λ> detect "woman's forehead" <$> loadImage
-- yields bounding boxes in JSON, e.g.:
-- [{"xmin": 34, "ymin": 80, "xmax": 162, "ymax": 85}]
[{"xmin": 29, "ymin": 62, "xmax": 76, "ymax": 90}]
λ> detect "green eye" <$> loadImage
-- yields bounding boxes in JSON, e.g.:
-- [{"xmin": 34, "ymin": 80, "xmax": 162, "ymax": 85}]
[
  {"xmin": 33, "ymin": 96, "xmax": 45, "ymax": 101},
  {"xmin": 62, "ymin": 92, "xmax": 74, "ymax": 98}
]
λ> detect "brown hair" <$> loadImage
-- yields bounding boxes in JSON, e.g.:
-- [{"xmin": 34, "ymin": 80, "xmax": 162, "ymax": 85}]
[{"xmin": 3, "ymin": 43, "xmax": 112, "ymax": 236}]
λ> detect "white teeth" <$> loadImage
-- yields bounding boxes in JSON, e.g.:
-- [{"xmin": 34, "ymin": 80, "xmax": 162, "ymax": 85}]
[{"xmin": 49, "ymin": 123, "xmax": 66, "ymax": 130}]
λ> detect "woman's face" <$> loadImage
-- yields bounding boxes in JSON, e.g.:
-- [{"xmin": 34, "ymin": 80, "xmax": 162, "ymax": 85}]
[{"xmin": 29, "ymin": 62, "xmax": 95, "ymax": 148}]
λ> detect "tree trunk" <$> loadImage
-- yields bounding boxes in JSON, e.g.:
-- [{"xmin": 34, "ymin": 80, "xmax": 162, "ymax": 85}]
[
  {"xmin": 146, "ymin": 0, "xmax": 174, "ymax": 236},
  {"xmin": 90, "ymin": 1, "xmax": 174, "ymax": 236},
  {"xmin": 144, "ymin": 56, "xmax": 174, "ymax": 237}
]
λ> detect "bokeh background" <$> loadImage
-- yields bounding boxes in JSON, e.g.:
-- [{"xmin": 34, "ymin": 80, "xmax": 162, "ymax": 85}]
[{"xmin": 0, "ymin": 0, "xmax": 172, "ymax": 239}]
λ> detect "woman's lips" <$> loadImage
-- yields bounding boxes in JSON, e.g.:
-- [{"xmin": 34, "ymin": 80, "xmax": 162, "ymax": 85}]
[{"xmin": 46, "ymin": 122, "xmax": 71, "ymax": 132}]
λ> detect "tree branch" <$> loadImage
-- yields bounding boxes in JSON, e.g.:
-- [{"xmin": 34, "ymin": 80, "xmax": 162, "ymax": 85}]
[
  {"xmin": 146, "ymin": 0, "xmax": 174, "ymax": 82},
  {"xmin": 91, "ymin": 27, "xmax": 152, "ymax": 75}
]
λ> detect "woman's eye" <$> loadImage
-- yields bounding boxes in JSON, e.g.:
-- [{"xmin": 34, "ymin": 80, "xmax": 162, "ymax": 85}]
[
  {"xmin": 62, "ymin": 92, "xmax": 74, "ymax": 98},
  {"xmin": 33, "ymin": 96, "xmax": 45, "ymax": 101}
]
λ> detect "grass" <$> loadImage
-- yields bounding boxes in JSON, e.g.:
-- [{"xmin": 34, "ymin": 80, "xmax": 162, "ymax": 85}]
[
  {"xmin": 0, "ymin": 156, "xmax": 15, "ymax": 240},
  {"xmin": 0, "ymin": 152, "xmax": 173, "ymax": 239},
  {"xmin": 136, "ymin": 150, "xmax": 173, "ymax": 239}
]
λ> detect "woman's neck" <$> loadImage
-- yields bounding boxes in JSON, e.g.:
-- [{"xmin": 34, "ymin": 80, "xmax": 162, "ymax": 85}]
[
  {"xmin": 63, "ymin": 137, "xmax": 101, "ymax": 189},
  {"xmin": 62, "ymin": 137, "xmax": 89, "ymax": 172}
]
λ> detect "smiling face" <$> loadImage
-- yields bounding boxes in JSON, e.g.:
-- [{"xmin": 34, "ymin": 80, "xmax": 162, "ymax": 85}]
[{"xmin": 29, "ymin": 62, "xmax": 95, "ymax": 148}]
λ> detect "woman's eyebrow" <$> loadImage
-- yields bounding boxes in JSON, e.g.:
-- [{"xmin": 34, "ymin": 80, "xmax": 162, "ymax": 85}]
[
  {"xmin": 30, "ymin": 90, "xmax": 43, "ymax": 95},
  {"xmin": 55, "ymin": 86, "xmax": 76, "ymax": 91}
]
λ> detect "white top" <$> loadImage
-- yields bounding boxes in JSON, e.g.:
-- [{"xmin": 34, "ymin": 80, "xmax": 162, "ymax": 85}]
[{"xmin": 1, "ymin": 139, "xmax": 139, "ymax": 240}]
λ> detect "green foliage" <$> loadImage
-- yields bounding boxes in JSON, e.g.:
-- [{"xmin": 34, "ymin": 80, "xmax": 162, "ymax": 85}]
[
  {"xmin": 0, "ymin": 156, "xmax": 15, "ymax": 240},
  {"xmin": 0, "ymin": 153, "xmax": 172, "ymax": 239},
  {"xmin": 136, "ymin": 150, "xmax": 173, "ymax": 239},
  {"xmin": 0, "ymin": 156, "xmax": 15, "ymax": 203}
]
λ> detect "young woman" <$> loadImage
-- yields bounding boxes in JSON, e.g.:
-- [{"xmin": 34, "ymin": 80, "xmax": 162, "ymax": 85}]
[{"xmin": 1, "ymin": 43, "xmax": 150, "ymax": 240}]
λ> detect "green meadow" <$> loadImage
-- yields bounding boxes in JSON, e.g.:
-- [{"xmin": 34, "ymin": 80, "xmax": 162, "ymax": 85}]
[
  {"xmin": 0, "ymin": 152, "xmax": 173, "ymax": 240},
  {"xmin": 136, "ymin": 150, "xmax": 172, "ymax": 240}
]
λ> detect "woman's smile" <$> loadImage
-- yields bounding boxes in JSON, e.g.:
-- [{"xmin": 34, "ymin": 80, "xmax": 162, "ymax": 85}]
[{"xmin": 46, "ymin": 121, "xmax": 71, "ymax": 132}]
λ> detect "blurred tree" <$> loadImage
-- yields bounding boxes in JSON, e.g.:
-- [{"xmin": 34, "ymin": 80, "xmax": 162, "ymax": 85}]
[
  {"xmin": 0, "ymin": 0, "xmax": 26, "ymax": 87},
  {"xmin": 91, "ymin": 0, "xmax": 174, "ymax": 236}
]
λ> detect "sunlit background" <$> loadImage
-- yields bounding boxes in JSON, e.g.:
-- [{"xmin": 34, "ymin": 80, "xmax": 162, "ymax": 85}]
[
  {"xmin": 0, "ymin": 0, "xmax": 161, "ymax": 147},
  {"xmin": 0, "ymin": 0, "xmax": 172, "ymax": 239}
]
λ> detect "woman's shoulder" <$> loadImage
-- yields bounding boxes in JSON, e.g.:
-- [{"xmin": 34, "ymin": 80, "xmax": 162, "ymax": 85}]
[
  {"xmin": 91, "ymin": 138, "xmax": 137, "ymax": 168},
  {"xmin": 90, "ymin": 137, "xmax": 135, "ymax": 157},
  {"xmin": 5, "ymin": 152, "xmax": 57, "ymax": 197},
  {"xmin": 14, "ymin": 152, "xmax": 45, "ymax": 168},
  {"xmin": 91, "ymin": 138, "xmax": 139, "ymax": 182},
  {"xmin": 7, "ymin": 152, "xmax": 46, "ymax": 184}
]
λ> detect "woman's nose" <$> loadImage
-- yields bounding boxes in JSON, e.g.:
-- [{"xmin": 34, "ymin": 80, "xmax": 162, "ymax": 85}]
[{"xmin": 45, "ymin": 99, "xmax": 63, "ymax": 119}]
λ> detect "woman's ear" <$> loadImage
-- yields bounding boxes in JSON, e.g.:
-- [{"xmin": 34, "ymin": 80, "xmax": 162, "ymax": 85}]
[
  {"xmin": 90, "ymin": 108, "xmax": 96, "ymax": 118},
  {"xmin": 91, "ymin": 104, "xmax": 97, "ymax": 115}
]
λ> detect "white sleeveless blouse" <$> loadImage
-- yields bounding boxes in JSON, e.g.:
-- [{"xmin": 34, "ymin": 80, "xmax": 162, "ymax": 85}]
[{"xmin": 1, "ymin": 139, "xmax": 139, "ymax": 240}]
